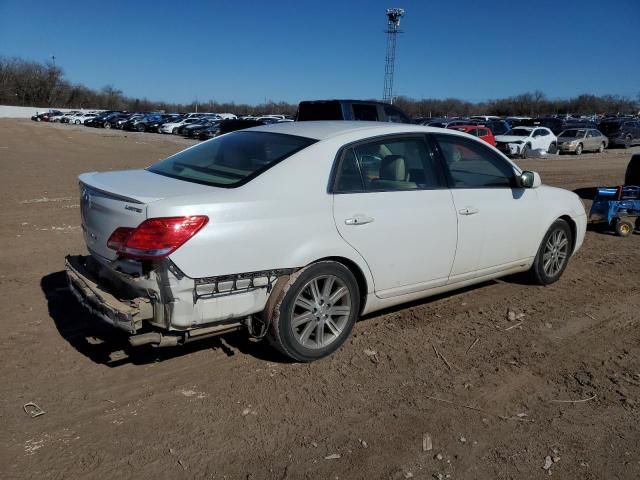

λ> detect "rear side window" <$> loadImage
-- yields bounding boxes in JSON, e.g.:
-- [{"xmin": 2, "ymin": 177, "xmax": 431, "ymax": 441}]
[
  {"xmin": 433, "ymin": 134, "xmax": 515, "ymax": 188},
  {"xmin": 352, "ymin": 104, "xmax": 378, "ymax": 121},
  {"xmin": 478, "ymin": 128, "xmax": 489, "ymax": 137},
  {"xmin": 333, "ymin": 137, "xmax": 444, "ymax": 193},
  {"xmin": 148, "ymin": 131, "xmax": 316, "ymax": 188}
]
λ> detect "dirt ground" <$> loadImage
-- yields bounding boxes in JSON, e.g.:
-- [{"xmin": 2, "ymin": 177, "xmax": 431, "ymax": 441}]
[{"xmin": 1, "ymin": 119, "xmax": 639, "ymax": 480}]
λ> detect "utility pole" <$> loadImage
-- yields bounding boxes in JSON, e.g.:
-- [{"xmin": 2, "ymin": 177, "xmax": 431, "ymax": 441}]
[{"xmin": 382, "ymin": 8, "xmax": 405, "ymax": 104}]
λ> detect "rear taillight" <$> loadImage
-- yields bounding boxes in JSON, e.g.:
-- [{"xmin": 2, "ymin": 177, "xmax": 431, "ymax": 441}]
[{"xmin": 107, "ymin": 216, "xmax": 208, "ymax": 259}]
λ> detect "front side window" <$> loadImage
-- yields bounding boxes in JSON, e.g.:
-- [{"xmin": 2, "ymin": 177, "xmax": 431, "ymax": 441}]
[
  {"xmin": 333, "ymin": 137, "xmax": 444, "ymax": 193},
  {"xmin": 149, "ymin": 131, "xmax": 316, "ymax": 188},
  {"xmin": 433, "ymin": 134, "xmax": 516, "ymax": 188}
]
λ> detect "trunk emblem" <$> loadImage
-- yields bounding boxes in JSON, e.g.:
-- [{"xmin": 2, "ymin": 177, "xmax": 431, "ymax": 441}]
[{"xmin": 125, "ymin": 205, "xmax": 142, "ymax": 213}]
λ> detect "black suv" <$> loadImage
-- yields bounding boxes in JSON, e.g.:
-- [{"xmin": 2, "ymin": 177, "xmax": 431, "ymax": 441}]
[
  {"xmin": 296, "ymin": 100, "xmax": 411, "ymax": 123},
  {"xmin": 598, "ymin": 119, "xmax": 640, "ymax": 148}
]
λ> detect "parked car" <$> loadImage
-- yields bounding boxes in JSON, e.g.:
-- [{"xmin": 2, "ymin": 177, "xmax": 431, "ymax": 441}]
[
  {"xmin": 101, "ymin": 112, "xmax": 132, "ymax": 129},
  {"xmin": 296, "ymin": 99, "xmax": 411, "ymax": 123},
  {"xmin": 69, "ymin": 113, "xmax": 97, "ymax": 125},
  {"xmin": 482, "ymin": 119, "xmax": 511, "ymax": 136},
  {"xmin": 557, "ymin": 129, "xmax": 608, "ymax": 155},
  {"xmin": 122, "ymin": 114, "xmax": 164, "ymax": 132},
  {"xmin": 84, "ymin": 111, "xmax": 119, "ymax": 128},
  {"xmin": 198, "ymin": 119, "xmax": 267, "ymax": 140},
  {"xmin": 598, "ymin": 119, "xmax": 640, "ymax": 148},
  {"xmin": 537, "ymin": 117, "xmax": 596, "ymax": 135},
  {"xmin": 176, "ymin": 117, "xmax": 219, "ymax": 135},
  {"xmin": 495, "ymin": 127, "xmax": 557, "ymax": 158},
  {"xmin": 160, "ymin": 117, "xmax": 200, "ymax": 134},
  {"xmin": 181, "ymin": 119, "xmax": 220, "ymax": 137},
  {"xmin": 447, "ymin": 124, "xmax": 496, "ymax": 146},
  {"xmin": 31, "ymin": 110, "xmax": 62, "ymax": 122},
  {"xmin": 59, "ymin": 112, "xmax": 82, "ymax": 123},
  {"xmin": 66, "ymin": 121, "xmax": 586, "ymax": 362},
  {"xmin": 114, "ymin": 113, "xmax": 145, "ymax": 129}
]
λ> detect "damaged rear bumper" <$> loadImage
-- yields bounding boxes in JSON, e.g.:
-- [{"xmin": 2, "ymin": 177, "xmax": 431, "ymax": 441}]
[{"xmin": 65, "ymin": 255, "xmax": 153, "ymax": 334}]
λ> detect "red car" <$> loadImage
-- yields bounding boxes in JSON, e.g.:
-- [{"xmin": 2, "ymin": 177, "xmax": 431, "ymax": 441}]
[{"xmin": 447, "ymin": 124, "xmax": 496, "ymax": 146}]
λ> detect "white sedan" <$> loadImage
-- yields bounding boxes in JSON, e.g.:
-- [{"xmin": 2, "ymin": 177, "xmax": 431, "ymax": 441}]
[
  {"xmin": 66, "ymin": 122, "xmax": 586, "ymax": 361},
  {"xmin": 495, "ymin": 126, "xmax": 557, "ymax": 158}
]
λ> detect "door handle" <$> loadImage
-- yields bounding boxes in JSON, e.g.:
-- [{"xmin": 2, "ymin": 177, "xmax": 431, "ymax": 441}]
[
  {"xmin": 458, "ymin": 207, "xmax": 479, "ymax": 216},
  {"xmin": 345, "ymin": 215, "xmax": 374, "ymax": 225}
]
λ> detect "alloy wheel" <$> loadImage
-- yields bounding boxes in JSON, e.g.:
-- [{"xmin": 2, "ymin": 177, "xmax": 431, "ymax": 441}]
[
  {"xmin": 542, "ymin": 229, "xmax": 569, "ymax": 277},
  {"xmin": 291, "ymin": 275, "xmax": 351, "ymax": 349}
]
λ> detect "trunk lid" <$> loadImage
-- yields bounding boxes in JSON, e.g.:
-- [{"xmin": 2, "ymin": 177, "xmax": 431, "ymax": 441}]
[{"xmin": 79, "ymin": 169, "xmax": 214, "ymax": 260}]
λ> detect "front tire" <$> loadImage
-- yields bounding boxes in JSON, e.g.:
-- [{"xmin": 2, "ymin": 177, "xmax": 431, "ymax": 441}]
[
  {"xmin": 521, "ymin": 143, "xmax": 531, "ymax": 159},
  {"xmin": 575, "ymin": 143, "xmax": 583, "ymax": 155},
  {"xmin": 529, "ymin": 219, "xmax": 573, "ymax": 285},
  {"xmin": 548, "ymin": 142, "xmax": 557, "ymax": 154},
  {"xmin": 104, "ymin": 122, "xmax": 111, "ymax": 129},
  {"xmin": 267, "ymin": 261, "xmax": 360, "ymax": 362},
  {"xmin": 624, "ymin": 136, "xmax": 632, "ymax": 149}
]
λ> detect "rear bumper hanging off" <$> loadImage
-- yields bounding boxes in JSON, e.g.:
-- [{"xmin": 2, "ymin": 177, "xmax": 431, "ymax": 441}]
[{"xmin": 64, "ymin": 255, "xmax": 153, "ymax": 334}]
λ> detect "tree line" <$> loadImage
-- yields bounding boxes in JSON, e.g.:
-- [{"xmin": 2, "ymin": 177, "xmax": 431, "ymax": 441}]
[{"xmin": 1, "ymin": 56, "xmax": 638, "ymax": 117}]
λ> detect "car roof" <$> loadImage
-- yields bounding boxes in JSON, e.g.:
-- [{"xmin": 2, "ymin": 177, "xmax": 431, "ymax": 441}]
[{"xmin": 249, "ymin": 120, "xmax": 456, "ymax": 141}]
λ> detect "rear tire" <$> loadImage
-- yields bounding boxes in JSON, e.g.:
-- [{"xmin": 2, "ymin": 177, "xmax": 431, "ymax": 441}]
[
  {"xmin": 624, "ymin": 136, "xmax": 632, "ymax": 149},
  {"xmin": 267, "ymin": 261, "xmax": 360, "ymax": 362},
  {"xmin": 615, "ymin": 218, "xmax": 634, "ymax": 237},
  {"xmin": 598, "ymin": 142, "xmax": 605, "ymax": 153},
  {"xmin": 104, "ymin": 122, "xmax": 111, "ymax": 129},
  {"xmin": 548, "ymin": 142, "xmax": 557, "ymax": 154},
  {"xmin": 529, "ymin": 219, "xmax": 573, "ymax": 285}
]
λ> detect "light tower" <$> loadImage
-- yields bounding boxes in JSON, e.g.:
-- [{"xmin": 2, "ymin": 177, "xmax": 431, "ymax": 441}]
[{"xmin": 382, "ymin": 7, "xmax": 405, "ymax": 104}]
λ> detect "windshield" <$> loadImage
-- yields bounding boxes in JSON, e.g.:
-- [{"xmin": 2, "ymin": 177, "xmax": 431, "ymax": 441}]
[
  {"xmin": 559, "ymin": 129, "xmax": 585, "ymax": 138},
  {"xmin": 505, "ymin": 128, "xmax": 532, "ymax": 137},
  {"xmin": 148, "ymin": 131, "xmax": 316, "ymax": 187}
]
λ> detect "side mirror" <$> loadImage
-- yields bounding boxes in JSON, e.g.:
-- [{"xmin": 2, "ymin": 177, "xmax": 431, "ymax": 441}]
[{"xmin": 519, "ymin": 170, "xmax": 541, "ymax": 188}]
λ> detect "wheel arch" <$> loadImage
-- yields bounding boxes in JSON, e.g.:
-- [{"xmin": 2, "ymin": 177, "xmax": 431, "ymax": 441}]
[
  {"xmin": 558, "ymin": 214, "xmax": 578, "ymax": 254},
  {"xmin": 312, "ymin": 256, "xmax": 369, "ymax": 314}
]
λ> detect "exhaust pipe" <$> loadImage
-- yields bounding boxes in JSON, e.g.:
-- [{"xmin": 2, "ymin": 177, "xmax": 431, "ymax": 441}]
[{"xmin": 128, "ymin": 322, "xmax": 243, "ymax": 348}]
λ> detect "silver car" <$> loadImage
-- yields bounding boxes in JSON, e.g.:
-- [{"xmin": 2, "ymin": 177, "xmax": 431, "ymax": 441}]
[{"xmin": 557, "ymin": 128, "xmax": 608, "ymax": 155}]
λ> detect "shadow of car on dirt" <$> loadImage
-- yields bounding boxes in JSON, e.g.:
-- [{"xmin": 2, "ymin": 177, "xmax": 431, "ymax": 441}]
[
  {"xmin": 41, "ymin": 271, "xmax": 288, "ymax": 367},
  {"xmin": 42, "ymin": 270, "xmax": 535, "ymax": 366}
]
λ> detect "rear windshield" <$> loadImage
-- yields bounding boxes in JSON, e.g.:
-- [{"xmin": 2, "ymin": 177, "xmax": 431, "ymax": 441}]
[
  {"xmin": 148, "ymin": 131, "xmax": 316, "ymax": 187},
  {"xmin": 297, "ymin": 101, "xmax": 343, "ymax": 121}
]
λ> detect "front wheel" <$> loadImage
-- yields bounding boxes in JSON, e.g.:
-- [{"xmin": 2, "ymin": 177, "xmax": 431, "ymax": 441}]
[
  {"xmin": 75, "ymin": 120, "xmax": 80, "ymax": 125},
  {"xmin": 521, "ymin": 143, "xmax": 531, "ymax": 159},
  {"xmin": 104, "ymin": 122, "xmax": 112, "ymax": 129},
  {"xmin": 624, "ymin": 136, "xmax": 632, "ymax": 149},
  {"xmin": 575, "ymin": 143, "xmax": 583, "ymax": 155},
  {"xmin": 529, "ymin": 219, "xmax": 573, "ymax": 285},
  {"xmin": 548, "ymin": 142, "xmax": 557, "ymax": 154},
  {"xmin": 267, "ymin": 261, "xmax": 360, "ymax": 362}
]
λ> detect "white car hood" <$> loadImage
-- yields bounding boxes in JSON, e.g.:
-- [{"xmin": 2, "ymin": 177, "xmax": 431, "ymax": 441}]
[{"xmin": 495, "ymin": 135, "xmax": 529, "ymax": 143}]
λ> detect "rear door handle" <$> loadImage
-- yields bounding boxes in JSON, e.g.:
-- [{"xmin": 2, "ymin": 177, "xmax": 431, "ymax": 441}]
[
  {"xmin": 458, "ymin": 207, "xmax": 479, "ymax": 216},
  {"xmin": 345, "ymin": 215, "xmax": 374, "ymax": 225}
]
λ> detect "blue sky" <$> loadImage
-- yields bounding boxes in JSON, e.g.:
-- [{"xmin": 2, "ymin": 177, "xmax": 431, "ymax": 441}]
[{"xmin": 1, "ymin": 0, "xmax": 638, "ymax": 105}]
